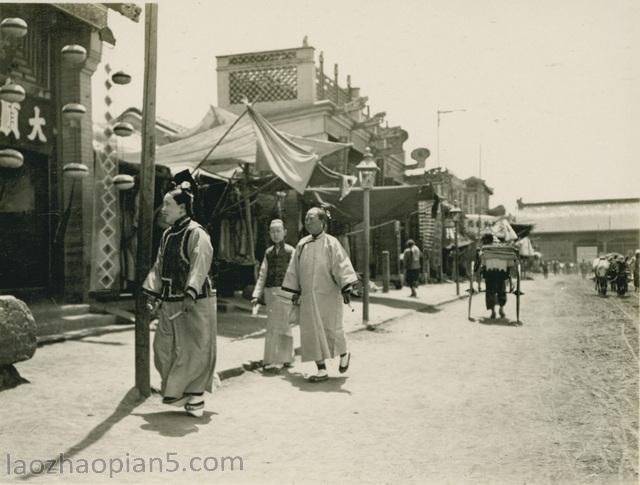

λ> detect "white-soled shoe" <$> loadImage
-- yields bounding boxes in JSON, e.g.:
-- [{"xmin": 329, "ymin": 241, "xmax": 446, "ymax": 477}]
[
  {"xmin": 184, "ymin": 395, "xmax": 205, "ymax": 417},
  {"xmin": 339, "ymin": 352, "xmax": 351, "ymax": 373},
  {"xmin": 308, "ymin": 370, "xmax": 328, "ymax": 382}
]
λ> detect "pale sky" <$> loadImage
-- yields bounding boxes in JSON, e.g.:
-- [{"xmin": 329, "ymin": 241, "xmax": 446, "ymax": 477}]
[{"xmin": 95, "ymin": 0, "xmax": 639, "ymax": 212}]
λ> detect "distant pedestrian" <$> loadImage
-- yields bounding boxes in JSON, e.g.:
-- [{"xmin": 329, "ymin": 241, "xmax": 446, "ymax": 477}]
[
  {"xmin": 476, "ymin": 233, "xmax": 510, "ymax": 319},
  {"xmin": 402, "ymin": 239, "xmax": 422, "ymax": 297},
  {"xmin": 542, "ymin": 260, "xmax": 549, "ymax": 279},
  {"xmin": 282, "ymin": 207, "xmax": 358, "ymax": 382},
  {"xmin": 252, "ymin": 219, "xmax": 295, "ymax": 372},
  {"xmin": 580, "ymin": 260, "xmax": 588, "ymax": 278},
  {"xmin": 143, "ymin": 182, "xmax": 216, "ymax": 418},
  {"xmin": 634, "ymin": 250, "xmax": 640, "ymax": 292}
]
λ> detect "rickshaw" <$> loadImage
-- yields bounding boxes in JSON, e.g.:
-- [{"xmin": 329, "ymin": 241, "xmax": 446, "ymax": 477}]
[{"xmin": 468, "ymin": 244, "xmax": 523, "ymax": 324}]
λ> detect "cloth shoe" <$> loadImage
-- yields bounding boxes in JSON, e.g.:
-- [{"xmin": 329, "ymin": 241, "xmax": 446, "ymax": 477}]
[
  {"xmin": 308, "ymin": 370, "xmax": 328, "ymax": 382},
  {"xmin": 338, "ymin": 352, "xmax": 351, "ymax": 374},
  {"xmin": 184, "ymin": 395, "xmax": 205, "ymax": 417}
]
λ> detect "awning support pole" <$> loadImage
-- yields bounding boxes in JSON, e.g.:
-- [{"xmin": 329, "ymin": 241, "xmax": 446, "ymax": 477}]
[{"xmin": 243, "ymin": 163, "xmax": 257, "ymax": 281}]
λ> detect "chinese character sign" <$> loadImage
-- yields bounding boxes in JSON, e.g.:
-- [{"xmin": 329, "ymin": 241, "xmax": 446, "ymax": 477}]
[
  {"xmin": 27, "ymin": 106, "xmax": 47, "ymax": 142},
  {"xmin": 0, "ymin": 100, "xmax": 21, "ymax": 139},
  {"xmin": 0, "ymin": 99, "xmax": 49, "ymax": 146}
]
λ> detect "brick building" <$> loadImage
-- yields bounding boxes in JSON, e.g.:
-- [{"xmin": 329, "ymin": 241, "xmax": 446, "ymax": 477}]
[
  {"xmin": 0, "ymin": 4, "xmax": 137, "ymax": 302},
  {"xmin": 516, "ymin": 198, "xmax": 640, "ymax": 263}
]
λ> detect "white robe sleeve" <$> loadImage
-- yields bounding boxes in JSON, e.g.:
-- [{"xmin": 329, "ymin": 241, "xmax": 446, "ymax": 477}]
[
  {"xmin": 282, "ymin": 244, "xmax": 301, "ymax": 295},
  {"xmin": 330, "ymin": 237, "xmax": 358, "ymax": 291},
  {"xmin": 185, "ymin": 227, "xmax": 213, "ymax": 299},
  {"xmin": 252, "ymin": 256, "xmax": 268, "ymax": 299}
]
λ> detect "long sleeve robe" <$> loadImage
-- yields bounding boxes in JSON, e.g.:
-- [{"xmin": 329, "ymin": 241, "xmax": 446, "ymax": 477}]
[
  {"xmin": 282, "ymin": 232, "xmax": 358, "ymax": 362},
  {"xmin": 252, "ymin": 243, "xmax": 295, "ymax": 365},
  {"xmin": 143, "ymin": 217, "xmax": 217, "ymax": 397}
]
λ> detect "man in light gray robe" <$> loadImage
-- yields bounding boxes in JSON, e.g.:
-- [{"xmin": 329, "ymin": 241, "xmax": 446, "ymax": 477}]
[
  {"xmin": 251, "ymin": 219, "xmax": 295, "ymax": 371},
  {"xmin": 282, "ymin": 207, "xmax": 358, "ymax": 382}
]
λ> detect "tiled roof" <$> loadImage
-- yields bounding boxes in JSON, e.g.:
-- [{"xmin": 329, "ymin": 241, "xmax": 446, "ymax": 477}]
[{"xmin": 516, "ymin": 198, "xmax": 640, "ymax": 233}]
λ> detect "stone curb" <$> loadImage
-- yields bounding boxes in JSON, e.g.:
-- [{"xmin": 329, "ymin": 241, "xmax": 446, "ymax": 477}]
[
  {"xmin": 35, "ymin": 294, "xmax": 468, "ymax": 383},
  {"xmin": 37, "ymin": 325, "xmax": 135, "ymax": 347}
]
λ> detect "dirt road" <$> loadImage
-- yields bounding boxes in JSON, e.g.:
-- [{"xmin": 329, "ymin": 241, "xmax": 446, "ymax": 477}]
[{"xmin": 2, "ymin": 276, "xmax": 637, "ymax": 484}]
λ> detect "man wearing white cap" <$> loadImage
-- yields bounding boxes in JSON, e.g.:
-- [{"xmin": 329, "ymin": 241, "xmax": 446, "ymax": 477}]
[{"xmin": 252, "ymin": 219, "xmax": 296, "ymax": 371}]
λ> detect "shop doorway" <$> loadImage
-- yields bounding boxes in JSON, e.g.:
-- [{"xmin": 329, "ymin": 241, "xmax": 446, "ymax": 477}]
[{"xmin": 0, "ymin": 150, "xmax": 51, "ymax": 292}]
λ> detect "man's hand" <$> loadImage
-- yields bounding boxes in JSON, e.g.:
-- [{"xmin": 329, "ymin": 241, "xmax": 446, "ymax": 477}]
[
  {"xmin": 146, "ymin": 296, "xmax": 160, "ymax": 313},
  {"xmin": 182, "ymin": 295, "xmax": 196, "ymax": 314},
  {"xmin": 291, "ymin": 293, "xmax": 300, "ymax": 305},
  {"xmin": 342, "ymin": 288, "xmax": 351, "ymax": 305},
  {"xmin": 251, "ymin": 297, "xmax": 259, "ymax": 306}
]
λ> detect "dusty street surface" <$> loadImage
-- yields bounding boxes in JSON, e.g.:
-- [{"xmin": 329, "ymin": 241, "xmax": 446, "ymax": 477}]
[{"xmin": 1, "ymin": 276, "xmax": 637, "ymax": 484}]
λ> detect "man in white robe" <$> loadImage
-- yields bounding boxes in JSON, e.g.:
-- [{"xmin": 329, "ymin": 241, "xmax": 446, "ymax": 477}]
[
  {"xmin": 251, "ymin": 219, "xmax": 295, "ymax": 371},
  {"xmin": 282, "ymin": 207, "xmax": 358, "ymax": 382}
]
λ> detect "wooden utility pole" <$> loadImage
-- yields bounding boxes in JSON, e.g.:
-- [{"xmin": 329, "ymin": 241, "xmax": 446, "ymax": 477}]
[
  {"xmin": 382, "ymin": 250, "xmax": 390, "ymax": 293},
  {"xmin": 134, "ymin": 3, "xmax": 158, "ymax": 397}
]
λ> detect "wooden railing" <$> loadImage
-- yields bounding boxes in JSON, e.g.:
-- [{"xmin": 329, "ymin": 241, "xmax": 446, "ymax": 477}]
[{"xmin": 316, "ymin": 73, "xmax": 351, "ymax": 105}]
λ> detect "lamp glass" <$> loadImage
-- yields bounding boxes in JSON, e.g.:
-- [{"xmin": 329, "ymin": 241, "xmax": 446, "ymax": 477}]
[
  {"xmin": 356, "ymin": 148, "xmax": 379, "ymax": 189},
  {"xmin": 359, "ymin": 169, "xmax": 377, "ymax": 189}
]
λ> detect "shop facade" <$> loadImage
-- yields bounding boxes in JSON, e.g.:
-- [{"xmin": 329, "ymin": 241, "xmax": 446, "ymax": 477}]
[{"xmin": 0, "ymin": 4, "xmax": 135, "ymax": 302}]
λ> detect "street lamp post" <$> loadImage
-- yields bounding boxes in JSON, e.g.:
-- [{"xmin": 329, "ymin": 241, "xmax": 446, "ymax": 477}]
[
  {"xmin": 449, "ymin": 205, "xmax": 462, "ymax": 296},
  {"xmin": 356, "ymin": 148, "xmax": 379, "ymax": 329}
]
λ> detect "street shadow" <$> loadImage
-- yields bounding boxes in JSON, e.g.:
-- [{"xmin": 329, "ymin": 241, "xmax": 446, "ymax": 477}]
[
  {"xmin": 280, "ymin": 369, "xmax": 351, "ymax": 395},
  {"xmin": 366, "ymin": 297, "xmax": 437, "ymax": 312},
  {"xmin": 258, "ymin": 366, "xmax": 289, "ymax": 377},
  {"xmin": 0, "ymin": 364, "xmax": 30, "ymax": 392},
  {"xmin": 17, "ymin": 387, "xmax": 145, "ymax": 480},
  {"xmin": 217, "ymin": 316, "xmax": 266, "ymax": 339},
  {"xmin": 75, "ymin": 339, "xmax": 126, "ymax": 346},
  {"xmin": 416, "ymin": 304, "xmax": 442, "ymax": 314},
  {"xmin": 476, "ymin": 317, "xmax": 522, "ymax": 327},
  {"xmin": 134, "ymin": 410, "xmax": 217, "ymax": 438}
]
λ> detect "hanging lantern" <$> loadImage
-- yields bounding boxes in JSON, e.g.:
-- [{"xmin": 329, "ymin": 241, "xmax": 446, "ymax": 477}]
[
  {"xmin": 111, "ymin": 71, "xmax": 132, "ymax": 85},
  {"xmin": 0, "ymin": 148, "xmax": 23, "ymax": 169},
  {"xmin": 113, "ymin": 174, "xmax": 135, "ymax": 191},
  {"xmin": 61, "ymin": 44, "xmax": 87, "ymax": 64},
  {"xmin": 63, "ymin": 163, "xmax": 89, "ymax": 179},
  {"xmin": 0, "ymin": 18, "xmax": 28, "ymax": 38},
  {"xmin": 113, "ymin": 121, "xmax": 134, "ymax": 137},
  {"xmin": 0, "ymin": 80, "xmax": 25, "ymax": 103},
  {"xmin": 62, "ymin": 103, "xmax": 86, "ymax": 122}
]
